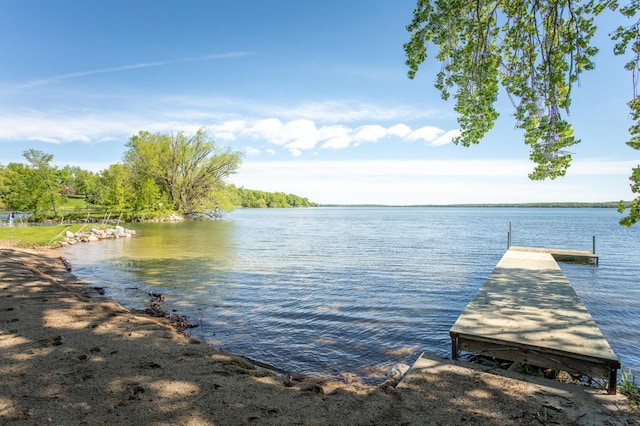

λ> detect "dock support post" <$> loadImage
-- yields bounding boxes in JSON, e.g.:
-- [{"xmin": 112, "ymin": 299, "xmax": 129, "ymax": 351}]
[
  {"xmin": 608, "ymin": 364, "xmax": 618, "ymax": 395},
  {"xmin": 450, "ymin": 332, "xmax": 459, "ymax": 360}
]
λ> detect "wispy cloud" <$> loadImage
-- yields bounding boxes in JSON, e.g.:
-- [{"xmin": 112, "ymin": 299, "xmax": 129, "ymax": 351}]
[
  {"xmin": 207, "ymin": 99, "xmax": 441, "ymax": 123},
  {"xmin": 17, "ymin": 52, "xmax": 253, "ymax": 89},
  {"xmin": 0, "ymin": 111, "xmax": 135, "ymax": 143}
]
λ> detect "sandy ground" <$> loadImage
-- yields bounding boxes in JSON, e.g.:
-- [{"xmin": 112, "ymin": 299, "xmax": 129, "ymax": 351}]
[{"xmin": 0, "ymin": 245, "xmax": 638, "ymax": 425}]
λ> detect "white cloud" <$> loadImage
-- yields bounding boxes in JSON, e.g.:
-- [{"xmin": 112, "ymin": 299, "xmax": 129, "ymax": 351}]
[
  {"xmin": 32, "ymin": 136, "xmax": 61, "ymax": 144},
  {"xmin": 209, "ymin": 120, "xmax": 247, "ymax": 141},
  {"xmin": 244, "ymin": 146, "xmax": 261, "ymax": 156},
  {"xmin": 407, "ymin": 125, "xmax": 445, "ymax": 143},
  {"xmin": 321, "ymin": 135, "xmax": 352, "ymax": 149},
  {"xmin": 281, "ymin": 119, "xmax": 319, "ymax": 151},
  {"xmin": 266, "ymin": 101, "xmax": 436, "ymax": 123},
  {"xmin": 353, "ymin": 125, "xmax": 387, "ymax": 144},
  {"xmin": 0, "ymin": 112, "xmax": 135, "ymax": 143},
  {"xmin": 245, "ymin": 118, "xmax": 284, "ymax": 143},
  {"xmin": 570, "ymin": 158, "xmax": 639, "ymax": 175},
  {"xmin": 206, "ymin": 118, "xmax": 460, "ymax": 155},
  {"xmin": 388, "ymin": 123, "xmax": 411, "ymax": 138},
  {"xmin": 318, "ymin": 124, "xmax": 351, "ymax": 140},
  {"xmin": 430, "ymin": 129, "xmax": 461, "ymax": 146}
]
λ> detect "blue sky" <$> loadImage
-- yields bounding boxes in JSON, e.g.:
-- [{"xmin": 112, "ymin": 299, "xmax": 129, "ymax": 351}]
[{"xmin": 1, "ymin": 1, "xmax": 638, "ymax": 205}]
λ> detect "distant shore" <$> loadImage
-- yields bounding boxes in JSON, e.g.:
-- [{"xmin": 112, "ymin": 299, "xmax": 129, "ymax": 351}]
[{"xmin": 319, "ymin": 202, "xmax": 627, "ymax": 208}]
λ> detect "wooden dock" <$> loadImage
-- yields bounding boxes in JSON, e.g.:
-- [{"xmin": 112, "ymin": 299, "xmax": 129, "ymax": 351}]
[
  {"xmin": 450, "ymin": 248, "xmax": 620, "ymax": 393},
  {"xmin": 509, "ymin": 245, "xmax": 599, "ymax": 265}
]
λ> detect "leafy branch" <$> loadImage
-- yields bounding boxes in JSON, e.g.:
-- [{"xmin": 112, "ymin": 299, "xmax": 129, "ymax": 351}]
[{"xmin": 405, "ymin": 0, "xmax": 640, "ymax": 225}]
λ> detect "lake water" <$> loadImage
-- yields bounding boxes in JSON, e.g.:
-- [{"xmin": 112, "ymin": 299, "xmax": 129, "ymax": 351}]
[{"xmin": 59, "ymin": 207, "xmax": 640, "ymax": 384}]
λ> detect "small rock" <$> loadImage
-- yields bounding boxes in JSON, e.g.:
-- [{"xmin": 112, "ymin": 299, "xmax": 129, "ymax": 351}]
[{"xmin": 385, "ymin": 363, "xmax": 410, "ymax": 381}]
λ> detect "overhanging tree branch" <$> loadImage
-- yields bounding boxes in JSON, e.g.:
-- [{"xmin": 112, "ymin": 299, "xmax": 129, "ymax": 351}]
[{"xmin": 405, "ymin": 0, "xmax": 640, "ymax": 225}]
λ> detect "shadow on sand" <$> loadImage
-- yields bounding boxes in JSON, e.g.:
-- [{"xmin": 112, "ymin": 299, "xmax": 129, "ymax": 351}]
[{"xmin": 0, "ymin": 247, "xmax": 637, "ymax": 425}]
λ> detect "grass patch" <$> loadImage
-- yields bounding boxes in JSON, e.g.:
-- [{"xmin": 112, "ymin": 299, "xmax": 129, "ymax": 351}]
[
  {"xmin": 620, "ymin": 368, "xmax": 640, "ymax": 409},
  {"xmin": 58, "ymin": 196, "xmax": 96, "ymax": 211},
  {"xmin": 0, "ymin": 224, "xmax": 110, "ymax": 248}
]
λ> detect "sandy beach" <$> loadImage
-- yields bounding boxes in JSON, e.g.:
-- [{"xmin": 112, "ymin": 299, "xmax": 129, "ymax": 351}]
[{"xmin": 0, "ymin": 245, "xmax": 638, "ymax": 425}]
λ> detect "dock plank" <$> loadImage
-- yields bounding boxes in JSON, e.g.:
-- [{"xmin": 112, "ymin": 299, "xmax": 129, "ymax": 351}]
[{"xmin": 450, "ymin": 249, "xmax": 619, "ymax": 392}]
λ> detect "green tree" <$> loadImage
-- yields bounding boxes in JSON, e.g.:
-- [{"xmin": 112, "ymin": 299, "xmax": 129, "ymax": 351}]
[
  {"xmin": 95, "ymin": 163, "xmax": 133, "ymax": 211},
  {"xmin": 124, "ymin": 128, "xmax": 242, "ymax": 216},
  {"xmin": 404, "ymin": 0, "xmax": 640, "ymax": 225},
  {"xmin": 207, "ymin": 184, "xmax": 240, "ymax": 217},
  {"xmin": 24, "ymin": 149, "xmax": 65, "ymax": 214},
  {"xmin": 2, "ymin": 163, "xmax": 29, "ymax": 211},
  {"xmin": 234, "ymin": 187, "xmax": 316, "ymax": 208},
  {"xmin": 61, "ymin": 165, "xmax": 98, "ymax": 198},
  {"xmin": 4, "ymin": 150, "xmax": 65, "ymax": 215},
  {"xmin": 58, "ymin": 166, "xmax": 75, "ymax": 196},
  {"xmin": 268, "ymin": 192, "xmax": 289, "ymax": 208},
  {"xmin": 129, "ymin": 175, "xmax": 167, "ymax": 213},
  {"xmin": 0, "ymin": 164, "xmax": 17, "ymax": 208}
]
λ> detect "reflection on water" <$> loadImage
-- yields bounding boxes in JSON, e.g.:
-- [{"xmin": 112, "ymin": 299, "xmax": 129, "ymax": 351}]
[
  {"xmin": 60, "ymin": 207, "xmax": 640, "ymax": 383},
  {"xmin": 112, "ymin": 220, "xmax": 234, "ymax": 261}
]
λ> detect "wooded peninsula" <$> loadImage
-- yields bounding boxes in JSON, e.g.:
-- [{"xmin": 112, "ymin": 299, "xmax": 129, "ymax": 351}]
[{"xmin": 0, "ymin": 129, "xmax": 317, "ymax": 222}]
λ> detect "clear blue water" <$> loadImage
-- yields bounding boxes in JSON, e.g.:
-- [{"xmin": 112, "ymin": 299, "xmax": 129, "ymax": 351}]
[{"xmin": 59, "ymin": 207, "xmax": 640, "ymax": 383}]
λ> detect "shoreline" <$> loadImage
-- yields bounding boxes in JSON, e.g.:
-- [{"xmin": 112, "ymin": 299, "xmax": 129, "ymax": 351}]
[{"xmin": 1, "ymin": 245, "xmax": 638, "ymax": 425}]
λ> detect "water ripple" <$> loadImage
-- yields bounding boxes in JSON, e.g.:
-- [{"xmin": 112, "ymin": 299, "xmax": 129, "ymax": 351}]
[{"xmin": 60, "ymin": 207, "xmax": 640, "ymax": 383}]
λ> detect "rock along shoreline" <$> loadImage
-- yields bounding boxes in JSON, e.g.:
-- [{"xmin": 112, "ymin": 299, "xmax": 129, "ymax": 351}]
[{"xmin": 59, "ymin": 225, "xmax": 137, "ymax": 246}]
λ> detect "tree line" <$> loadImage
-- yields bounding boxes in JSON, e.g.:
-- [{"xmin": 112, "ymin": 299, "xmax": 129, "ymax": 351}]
[
  {"xmin": 0, "ymin": 129, "xmax": 316, "ymax": 221},
  {"xmin": 235, "ymin": 188, "xmax": 316, "ymax": 208}
]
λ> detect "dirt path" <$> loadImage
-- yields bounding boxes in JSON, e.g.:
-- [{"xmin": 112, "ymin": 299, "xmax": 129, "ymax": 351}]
[{"xmin": 0, "ymin": 246, "xmax": 637, "ymax": 425}]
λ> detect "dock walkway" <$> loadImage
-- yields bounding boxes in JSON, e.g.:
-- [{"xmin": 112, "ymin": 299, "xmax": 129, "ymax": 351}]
[
  {"xmin": 509, "ymin": 245, "xmax": 599, "ymax": 265},
  {"xmin": 449, "ymin": 248, "xmax": 620, "ymax": 393}
]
